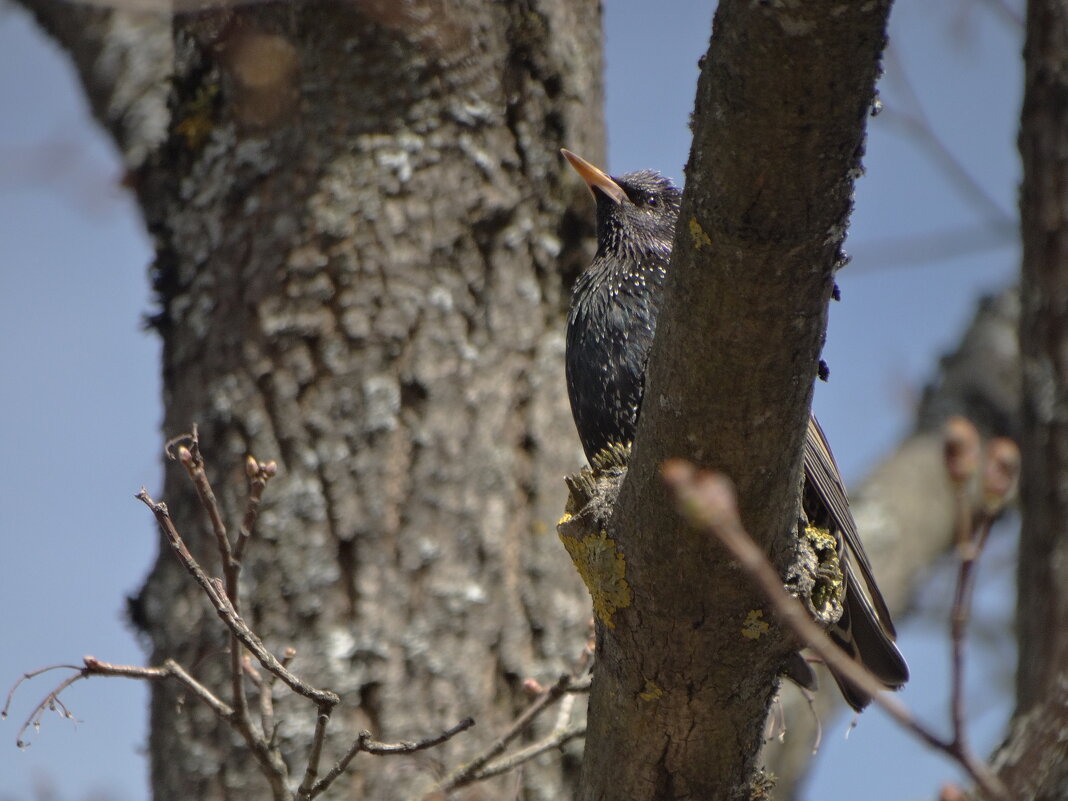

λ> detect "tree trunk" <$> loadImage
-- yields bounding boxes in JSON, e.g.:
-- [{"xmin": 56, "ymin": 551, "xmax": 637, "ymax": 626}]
[
  {"xmin": 995, "ymin": 1, "xmax": 1068, "ymax": 798},
  {"xmin": 23, "ymin": 1, "xmax": 604, "ymax": 798},
  {"xmin": 577, "ymin": 3, "xmax": 893, "ymax": 800}
]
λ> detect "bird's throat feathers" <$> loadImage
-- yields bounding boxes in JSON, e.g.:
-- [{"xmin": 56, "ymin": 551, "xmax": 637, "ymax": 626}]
[{"xmin": 592, "ymin": 169, "xmax": 681, "ymax": 268}]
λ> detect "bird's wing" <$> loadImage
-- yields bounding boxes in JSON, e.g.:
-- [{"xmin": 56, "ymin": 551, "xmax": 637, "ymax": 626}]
[{"xmin": 802, "ymin": 415, "xmax": 897, "ymax": 637}]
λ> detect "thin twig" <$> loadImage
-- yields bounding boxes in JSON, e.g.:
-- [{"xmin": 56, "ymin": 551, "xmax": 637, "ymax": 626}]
[
  {"xmin": 310, "ymin": 717, "xmax": 475, "ymax": 798},
  {"xmin": 949, "ymin": 508, "xmax": 997, "ymax": 754},
  {"xmin": 359, "ymin": 718, "xmax": 477, "ymax": 755},
  {"xmin": 12, "ymin": 435, "xmax": 481, "ymax": 800},
  {"xmin": 164, "ymin": 434, "xmax": 290, "ymax": 797},
  {"xmin": 3, "ymin": 664, "xmax": 82, "ymax": 720},
  {"xmin": 414, "ymin": 623, "xmax": 595, "ymax": 798},
  {"xmin": 944, "ymin": 426, "xmax": 1019, "ymax": 773},
  {"xmin": 90, "ymin": 652, "xmax": 294, "ymax": 794},
  {"xmin": 136, "ymin": 488, "xmax": 340, "ymax": 709},
  {"xmin": 229, "ymin": 626, "xmax": 257, "ymax": 756},
  {"xmin": 661, "ymin": 460, "xmax": 1013, "ymax": 801},
  {"xmin": 472, "ymin": 724, "xmax": 586, "ymax": 782},
  {"xmin": 176, "ymin": 437, "xmax": 259, "ymax": 752},
  {"xmin": 426, "ymin": 673, "xmax": 573, "ymax": 798},
  {"xmin": 460, "ymin": 674, "xmax": 570, "ymax": 777},
  {"xmin": 173, "ymin": 428, "xmax": 236, "ymax": 596},
  {"xmin": 297, "ymin": 710, "xmax": 332, "ymax": 798},
  {"xmin": 175, "ymin": 435, "xmax": 282, "ymax": 777},
  {"xmin": 91, "ymin": 657, "xmax": 235, "ymax": 721},
  {"xmin": 7, "ymin": 657, "xmax": 236, "ymax": 748},
  {"xmin": 11, "ymin": 672, "xmax": 83, "ymax": 747},
  {"xmin": 257, "ymin": 647, "xmax": 295, "ymax": 744},
  {"xmin": 948, "ymin": 475, "xmax": 975, "ymax": 743},
  {"xmin": 236, "ymin": 455, "xmax": 275, "ymax": 564}
]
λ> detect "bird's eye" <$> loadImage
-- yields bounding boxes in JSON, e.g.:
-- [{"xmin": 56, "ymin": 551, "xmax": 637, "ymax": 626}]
[{"xmin": 646, "ymin": 196, "xmax": 658, "ymax": 208}]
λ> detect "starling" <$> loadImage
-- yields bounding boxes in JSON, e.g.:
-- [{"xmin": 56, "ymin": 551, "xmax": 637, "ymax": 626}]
[{"xmin": 561, "ymin": 148, "xmax": 909, "ymax": 711}]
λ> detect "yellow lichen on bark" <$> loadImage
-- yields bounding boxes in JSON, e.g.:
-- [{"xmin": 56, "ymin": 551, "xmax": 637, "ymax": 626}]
[
  {"xmin": 802, "ymin": 523, "xmax": 844, "ymax": 615},
  {"xmin": 639, "ymin": 679, "xmax": 663, "ymax": 701},
  {"xmin": 689, "ymin": 216, "xmax": 712, "ymax": 250},
  {"xmin": 741, "ymin": 609, "xmax": 770, "ymax": 640},
  {"xmin": 557, "ymin": 528, "xmax": 632, "ymax": 628}
]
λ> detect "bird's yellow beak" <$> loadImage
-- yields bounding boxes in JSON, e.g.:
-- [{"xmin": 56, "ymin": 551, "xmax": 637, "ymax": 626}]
[{"xmin": 561, "ymin": 149, "xmax": 627, "ymax": 205}]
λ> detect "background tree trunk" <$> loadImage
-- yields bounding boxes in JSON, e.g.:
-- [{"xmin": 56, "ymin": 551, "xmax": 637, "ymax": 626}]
[
  {"xmin": 994, "ymin": 1, "xmax": 1068, "ymax": 798},
  {"xmin": 23, "ymin": 1, "xmax": 605, "ymax": 798}
]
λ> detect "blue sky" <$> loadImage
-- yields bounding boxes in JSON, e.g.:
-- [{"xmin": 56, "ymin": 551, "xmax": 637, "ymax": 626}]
[{"xmin": 0, "ymin": 1, "xmax": 1021, "ymax": 799}]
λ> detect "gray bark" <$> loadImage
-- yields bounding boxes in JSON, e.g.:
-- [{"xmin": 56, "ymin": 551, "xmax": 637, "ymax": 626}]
[{"xmin": 28, "ymin": 1, "xmax": 605, "ymax": 798}]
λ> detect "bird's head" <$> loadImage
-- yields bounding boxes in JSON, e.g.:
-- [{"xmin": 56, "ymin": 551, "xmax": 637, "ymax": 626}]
[{"xmin": 561, "ymin": 149, "xmax": 681, "ymax": 259}]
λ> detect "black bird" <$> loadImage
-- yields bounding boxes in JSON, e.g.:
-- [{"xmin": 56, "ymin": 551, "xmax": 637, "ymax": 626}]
[{"xmin": 561, "ymin": 148, "xmax": 909, "ymax": 711}]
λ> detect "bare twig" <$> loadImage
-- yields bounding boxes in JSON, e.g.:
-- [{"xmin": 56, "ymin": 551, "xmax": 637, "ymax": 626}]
[
  {"xmin": 423, "ymin": 673, "xmax": 575, "ymax": 799},
  {"xmin": 3, "ymin": 664, "xmax": 81, "ymax": 722},
  {"xmin": 237, "ymin": 454, "xmax": 275, "ymax": 561},
  {"xmin": 297, "ymin": 711, "xmax": 332, "ymax": 798},
  {"xmin": 10, "ymin": 435, "xmax": 484, "ymax": 800},
  {"xmin": 170, "ymin": 433, "xmax": 285, "ymax": 777},
  {"xmin": 135, "ymin": 488, "xmax": 340, "ymax": 709},
  {"xmin": 256, "ymin": 647, "xmax": 295, "ymax": 745},
  {"xmin": 310, "ymin": 717, "xmax": 475, "ymax": 798},
  {"xmin": 949, "ymin": 512, "xmax": 991, "ymax": 749},
  {"xmin": 661, "ymin": 459, "xmax": 1013, "ymax": 801},
  {"xmin": 227, "ymin": 615, "xmax": 258, "ymax": 771},
  {"xmin": 943, "ymin": 415, "xmax": 981, "ymax": 743},
  {"xmin": 461, "ymin": 674, "xmax": 571, "ymax": 777},
  {"xmin": 943, "ymin": 424, "xmax": 1021, "ymax": 770},
  {"xmin": 173, "ymin": 433, "xmax": 255, "ymax": 757},
  {"xmin": 172, "ymin": 428, "xmax": 235, "ymax": 594},
  {"xmin": 471, "ymin": 724, "xmax": 586, "ymax": 782},
  {"xmin": 359, "ymin": 717, "xmax": 477, "ymax": 756},
  {"xmin": 10, "ymin": 672, "xmax": 83, "ymax": 747},
  {"xmin": 87, "ymin": 657, "xmax": 235, "ymax": 721},
  {"xmin": 141, "ymin": 455, "xmax": 320, "ymax": 801},
  {"xmin": 411, "ymin": 619, "xmax": 595, "ymax": 798},
  {"xmin": 5, "ymin": 656, "xmax": 235, "ymax": 748}
]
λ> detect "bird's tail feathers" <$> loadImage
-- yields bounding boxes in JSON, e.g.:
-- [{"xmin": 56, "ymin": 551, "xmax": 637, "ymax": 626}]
[{"xmin": 827, "ymin": 584, "xmax": 910, "ymax": 710}]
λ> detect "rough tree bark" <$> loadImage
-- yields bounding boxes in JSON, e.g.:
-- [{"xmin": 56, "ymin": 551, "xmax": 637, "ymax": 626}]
[
  {"xmin": 575, "ymin": 4, "xmax": 893, "ymax": 801},
  {"xmin": 25, "ymin": 1, "xmax": 604, "ymax": 799},
  {"xmin": 993, "ymin": 1, "xmax": 1068, "ymax": 798}
]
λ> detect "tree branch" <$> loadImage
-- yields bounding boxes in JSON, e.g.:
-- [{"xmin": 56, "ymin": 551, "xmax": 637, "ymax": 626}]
[
  {"xmin": 578, "ymin": 3, "xmax": 894, "ymax": 799},
  {"xmin": 135, "ymin": 488, "xmax": 339, "ymax": 709}
]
